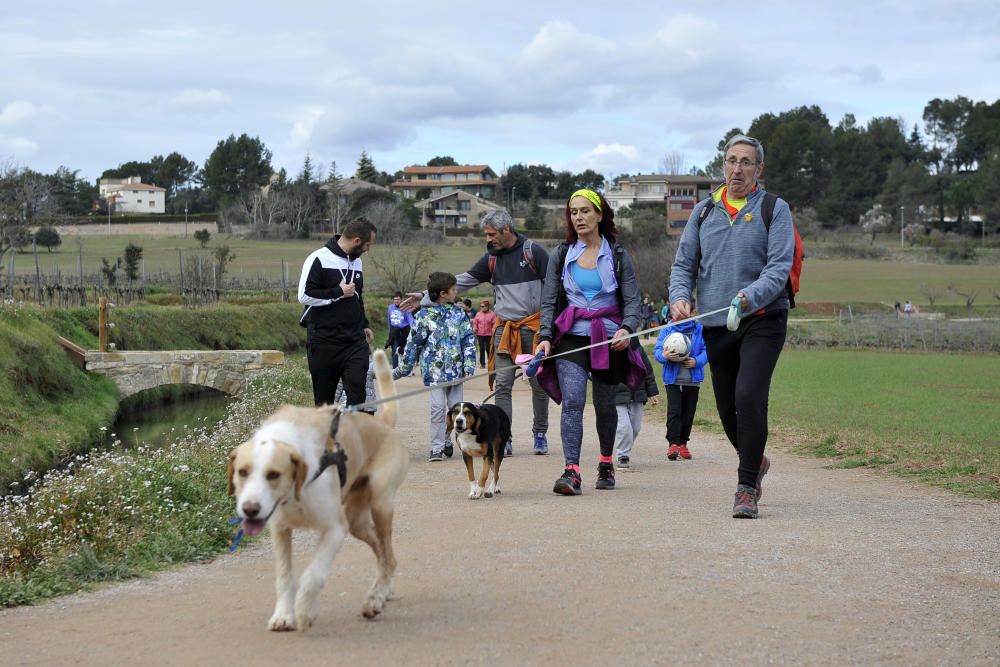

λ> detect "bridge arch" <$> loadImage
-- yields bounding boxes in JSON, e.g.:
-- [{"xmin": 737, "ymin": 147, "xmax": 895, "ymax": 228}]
[{"xmin": 84, "ymin": 350, "xmax": 284, "ymax": 399}]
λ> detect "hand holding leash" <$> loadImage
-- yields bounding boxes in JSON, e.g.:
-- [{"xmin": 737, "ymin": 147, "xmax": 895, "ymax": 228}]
[
  {"xmin": 524, "ymin": 350, "xmax": 546, "ymax": 378},
  {"xmin": 727, "ymin": 297, "xmax": 743, "ymax": 331}
]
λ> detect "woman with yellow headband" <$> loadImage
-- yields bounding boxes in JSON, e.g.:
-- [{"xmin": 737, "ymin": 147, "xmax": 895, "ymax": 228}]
[{"xmin": 534, "ymin": 189, "xmax": 646, "ymax": 495}]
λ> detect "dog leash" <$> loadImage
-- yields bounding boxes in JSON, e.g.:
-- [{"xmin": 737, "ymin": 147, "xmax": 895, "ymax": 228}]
[
  {"xmin": 343, "ymin": 303, "xmax": 737, "ymax": 414},
  {"xmin": 519, "ymin": 305, "xmax": 732, "ymax": 377}
]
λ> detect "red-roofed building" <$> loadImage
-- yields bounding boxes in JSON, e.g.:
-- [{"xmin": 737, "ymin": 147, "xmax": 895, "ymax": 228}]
[
  {"xmin": 99, "ymin": 176, "xmax": 166, "ymax": 213},
  {"xmin": 391, "ymin": 165, "xmax": 498, "ymax": 200}
]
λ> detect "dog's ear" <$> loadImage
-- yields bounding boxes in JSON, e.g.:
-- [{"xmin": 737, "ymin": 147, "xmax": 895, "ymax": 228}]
[
  {"xmin": 291, "ymin": 453, "xmax": 307, "ymax": 501},
  {"xmin": 227, "ymin": 448, "xmax": 238, "ymax": 496},
  {"xmin": 446, "ymin": 405, "xmax": 455, "ymax": 435}
]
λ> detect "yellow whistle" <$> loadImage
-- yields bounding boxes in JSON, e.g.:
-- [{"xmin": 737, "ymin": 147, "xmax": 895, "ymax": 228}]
[{"xmin": 744, "ymin": 213, "xmax": 753, "ymax": 222}]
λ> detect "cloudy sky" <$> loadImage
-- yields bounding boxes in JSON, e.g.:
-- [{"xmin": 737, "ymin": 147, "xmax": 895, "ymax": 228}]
[{"xmin": 2, "ymin": 1, "xmax": 997, "ymax": 184}]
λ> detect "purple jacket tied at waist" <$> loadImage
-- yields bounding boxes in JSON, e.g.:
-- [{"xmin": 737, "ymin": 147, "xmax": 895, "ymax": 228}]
[{"xmin": 536, "ymin": 305, "xmax": 647, "ymax": 404}]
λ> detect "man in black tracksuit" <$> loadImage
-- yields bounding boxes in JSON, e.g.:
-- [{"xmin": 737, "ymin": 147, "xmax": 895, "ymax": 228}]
[{"xmin": 297, "ymin": 218, "xmax": 377, "ymax": 407}]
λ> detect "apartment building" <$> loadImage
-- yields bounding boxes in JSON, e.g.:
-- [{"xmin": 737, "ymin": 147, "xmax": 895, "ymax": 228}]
[
  {"xmin": 417, "ymin": 190, "xmax": 503, "ymax": 230},
  {"xmin": 391, "ymin": 165, "xmax": 498, "ymax": 200},
  {"xmin": 605, "ymin": 174, "xmax": 720, "ymax": 234},
  {"xmin": 99, "ymin": 176, "xmax": 166, "ymax": 214}
]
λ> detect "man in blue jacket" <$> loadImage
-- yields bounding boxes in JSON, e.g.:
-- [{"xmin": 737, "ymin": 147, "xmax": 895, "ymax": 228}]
[{"xmin": 669, "ymin": 134, "xmax": 794, "ymax": 519}]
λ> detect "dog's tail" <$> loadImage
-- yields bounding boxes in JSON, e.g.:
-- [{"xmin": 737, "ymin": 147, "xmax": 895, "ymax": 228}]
[{"xmin": 372, "ymin": 349, "xmax": 397, "ymax": 427}]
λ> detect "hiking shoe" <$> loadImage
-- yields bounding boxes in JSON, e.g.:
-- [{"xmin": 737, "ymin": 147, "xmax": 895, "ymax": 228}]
[
  {"xmin": 427, "ymin": 450, "xmax": 444, "ymax": 462},
  {"xmin": 678, "ymin": 444, "xmax": 692, "ymax": 460},
  {"xmin": 595, "ymin": 462, "xmax": 616, "ymax": 490},
  {"xmin": 504, "ymin": 439, "xmax": 513, "ymax": 456},
  {"xmin": 533, "ymin": 432, "xmax": 548, "ymax": 455},
  {"xmin": 755, "ymin": 455, "xmax": 770, "ymax": 500},
  {"xmin": 732, "ymin": 484, "xmax": 758, "ymax": 518},
  {"xmin": 667, "ymin": 443, "xmax": 680, "ymax": 460},
  {"xmin": 443, "ymin": 444, "xmax": 454, "ymax": 458},
  {"xmin": 617, "ymin": 456, "xmax": 630, "ymax": 469},
  {"xmin": 552, "ymin": 468, "xmax": 582, "ymax": 495}
]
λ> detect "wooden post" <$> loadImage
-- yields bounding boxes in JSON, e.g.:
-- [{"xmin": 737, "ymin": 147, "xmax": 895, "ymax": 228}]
[
  {"xmin": 281, "ymin": 259, "xmax": 288, "ymax": 303},
  {"xmin": 98, "ymin": 297, "xmax": 109, "ymax": 352},
  {"xmin": 33, "ymin": 239, "xmax": 42, "ymax": 305}
]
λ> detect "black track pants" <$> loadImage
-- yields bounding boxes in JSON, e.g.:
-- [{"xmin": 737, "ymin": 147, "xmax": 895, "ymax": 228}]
[
  {"xmin": 307, "ymin": 339, "xmax": 370, "ymax": 407},
  {"xmin": 702, "ymin": 310, "xmax": 787, "ymax": 488}
]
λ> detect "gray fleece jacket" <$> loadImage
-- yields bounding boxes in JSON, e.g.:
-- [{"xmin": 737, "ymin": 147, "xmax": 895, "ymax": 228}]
[{"xmin": 669, "ymin": 186, "xmax": 795, "ymax": 328}]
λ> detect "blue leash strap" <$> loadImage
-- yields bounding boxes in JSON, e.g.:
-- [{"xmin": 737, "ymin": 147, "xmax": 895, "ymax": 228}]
[{"xmin": 228, "ymin": 517, "xmax": 245, "ymax": 553}]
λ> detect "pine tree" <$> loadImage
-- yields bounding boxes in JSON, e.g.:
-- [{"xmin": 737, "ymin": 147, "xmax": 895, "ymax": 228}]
[
  {"xmin": 299, "ymin": 153, "xmax": 314, "ymax": 185},
  {"xmin": 525, "ymin": 190, "xmax": 544, "ymax": 230},
  {"xmin": 356, "ymin": 150, "xmax": 379, "ymax": 183}
]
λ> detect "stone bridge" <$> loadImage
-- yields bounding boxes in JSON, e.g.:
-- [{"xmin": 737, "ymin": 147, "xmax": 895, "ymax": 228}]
[{"xmin": 81, "ymin": 349, "xmax": 285, "ymax": 399}]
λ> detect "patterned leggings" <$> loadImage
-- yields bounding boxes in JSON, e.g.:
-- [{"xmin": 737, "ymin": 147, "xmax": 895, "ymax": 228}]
[{"xmin": 555, "ymin": 358, "xmax": 619, "ymax": 466}]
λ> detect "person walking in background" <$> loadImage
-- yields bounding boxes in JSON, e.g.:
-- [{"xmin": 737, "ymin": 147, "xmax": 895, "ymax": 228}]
[
  {"xmin": 298, "ymin": 217, "xmax": 377, "ymax": 409},
  {"xmin": 472, "ymin": 299, "xmax": 497, "ymax": 369},
  {"xmin": 534, "ymin": 189, "xmax": 645, "ymax": 495},
  {"xmin": 640, "ymin": 295, "xmax": 657, "ymax": 339},
  {"xmin": 613, "ymin": 346, "xmax": 660, "ymax": 468},
  {"xmin": 386, "ymin": 291, "xmax": 414, "ymax": 368},
  {"xmin": 894, "ymin": 301, "xmax": 901, "ymax": 319},
  {"xmin": 654, "ymin": 312, "xmax": 707, "ymax": 462},
  {"xmin": 904, "ymin": 300, "xmax": 913, "ymax": 320},
  {"xmin": 669, "ymin": 134, "xmax": 794, "ymax": 519},
  {"xmin": 393, "ymin": 272, "xmax": 477, "ymax": 462},
  {"xmin": 401, "ymin": 209, "xmax": 551, "ymax": 456},
  {"xmin": 462, "ymin": 298, "xmax": 474, "ymax": 321}
]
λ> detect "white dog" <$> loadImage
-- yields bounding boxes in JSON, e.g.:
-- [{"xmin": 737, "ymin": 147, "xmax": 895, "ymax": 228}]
[{"xmin": 228, "ymin": 350, "xmax": 408, "ymax": 631}]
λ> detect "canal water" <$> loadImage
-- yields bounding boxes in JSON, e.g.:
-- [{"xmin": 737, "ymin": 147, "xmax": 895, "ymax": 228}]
[{"xmin": 109, "ymin": 385, "xmax": 233, "ymax": 450}]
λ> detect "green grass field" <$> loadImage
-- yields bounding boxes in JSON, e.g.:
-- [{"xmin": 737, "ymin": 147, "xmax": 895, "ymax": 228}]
[
  {"xmin": 799, "ymin": 258, "xmax": 999, "ymax": 305},
  {"xmin": 11, "ymin": 234, "xmax": 1000, "ymax": 306},
  {"xmin": 666, "ymin": 348, "xmax": 1000, "ymax": 499},
  {"xmin": 9, "ymin": 235, "xmax": 488, "ymax": 287}
]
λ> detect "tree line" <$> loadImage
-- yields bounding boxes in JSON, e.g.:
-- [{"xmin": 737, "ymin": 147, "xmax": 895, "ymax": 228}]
[{"xmin": 700, "ymin": 97, "xmax": 999, "ymax": 236}]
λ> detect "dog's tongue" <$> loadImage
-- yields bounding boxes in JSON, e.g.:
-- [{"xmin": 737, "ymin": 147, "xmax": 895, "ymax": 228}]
[{"xmin": 242, "ymin": 518, "xmax": 266, "ymax": 537}]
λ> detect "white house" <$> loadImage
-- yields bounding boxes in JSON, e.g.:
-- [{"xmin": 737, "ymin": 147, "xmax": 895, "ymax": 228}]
[{"xmin": 99, "ymin": 176, "xmax": 166, "ymax": 214}]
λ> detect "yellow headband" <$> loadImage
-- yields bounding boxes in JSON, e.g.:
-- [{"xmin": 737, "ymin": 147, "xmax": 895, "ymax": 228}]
[{"xmin": 568, "ymin": 189, "xmax": 602, "ymax": 212}]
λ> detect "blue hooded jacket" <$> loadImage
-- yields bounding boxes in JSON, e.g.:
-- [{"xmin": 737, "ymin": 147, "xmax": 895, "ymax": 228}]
[{"xmin": 653, "ymin": 318, "xmax": 707, "ymax": 385}]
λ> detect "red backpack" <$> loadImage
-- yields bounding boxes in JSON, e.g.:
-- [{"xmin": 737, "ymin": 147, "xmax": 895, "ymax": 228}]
[{"xmin": 696, "ymin": 192, "xmax": 804, "ymax": 308}]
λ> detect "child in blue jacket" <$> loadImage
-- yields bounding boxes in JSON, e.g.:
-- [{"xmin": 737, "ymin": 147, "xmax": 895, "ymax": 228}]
[
  {"xmin": 654, "ymin": 316, "xmax": 708, "ymax": 460},
  {"xmin": 393, "ymin": 272, "xmax": 477, "ymax": 462}
]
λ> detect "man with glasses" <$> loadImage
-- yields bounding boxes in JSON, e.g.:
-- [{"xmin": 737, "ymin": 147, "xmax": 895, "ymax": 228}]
[{"xmin": 668, "ymin": 134, "xmax": 795, "ymax": 519}]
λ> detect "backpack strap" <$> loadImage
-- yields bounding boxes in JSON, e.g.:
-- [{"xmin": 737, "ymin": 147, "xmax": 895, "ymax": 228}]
[
  {"xmin": 522, "ymin": 239, "xmax": 537, "ymax": 276},
  {"xmin": 760, "ymin": 192, "xmax": 778, "ymax": 230},
  {"xmin": 695, "ymin": 196, "xmax": 714, "ymax": 226},
  {"xmin": 488, "ymin": 238, "xmax": 538, "ymax": 284}
]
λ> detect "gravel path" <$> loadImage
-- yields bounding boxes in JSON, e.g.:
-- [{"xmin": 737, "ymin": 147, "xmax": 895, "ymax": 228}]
[{"xmin": 2, "ymin": 373, "xmax": 998, "ymax": 666}]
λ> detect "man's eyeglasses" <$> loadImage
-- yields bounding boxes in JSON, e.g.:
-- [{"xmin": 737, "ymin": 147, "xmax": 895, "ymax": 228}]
[{"xmin": 725, "ymin": 158, "xmax": 758, "ymax": 169}]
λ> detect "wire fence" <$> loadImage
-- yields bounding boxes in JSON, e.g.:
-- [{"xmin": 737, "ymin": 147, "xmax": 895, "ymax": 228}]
[{"xmin": 787, "ymin": 309, "xmax": 1000, "ymax": 353}]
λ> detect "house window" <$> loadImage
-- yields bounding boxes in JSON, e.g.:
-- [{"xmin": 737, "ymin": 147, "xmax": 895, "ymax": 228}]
[
  {"xmin": 137, "ymin": 199, "xmax": 143, "ymax": 203},
  {"xmin": 458, "ymin": 215, "xmax": 467, "ymax": 225},
  {"xmin": 459, "ymin": 201, "xmax": 470, "ymax": 211},
  {"xmin": 149, "ymin": 201, "xmax": 155, "ymax": 208},
  {"xmin": 435, "ymin": 216, "xmax": 446, "ymax": 224}
]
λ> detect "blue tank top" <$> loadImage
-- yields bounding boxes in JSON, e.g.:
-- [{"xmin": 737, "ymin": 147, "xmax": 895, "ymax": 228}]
[{"xmin": 571, "ymin": 263, "xmax": 602, "ymax": 301}]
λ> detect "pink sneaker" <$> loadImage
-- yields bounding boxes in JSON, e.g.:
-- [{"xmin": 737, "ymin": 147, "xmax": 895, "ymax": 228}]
[
  {"xmin": 677, "ymin": 444, "xmax": 692, "ymax": 460},
  {"xmin": 667, "ymin": 444, "xmax": 680, "ymax": 460}
]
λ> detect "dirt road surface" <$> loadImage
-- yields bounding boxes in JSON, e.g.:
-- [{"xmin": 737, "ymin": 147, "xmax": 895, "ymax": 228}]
[{"xmin": 2, "ymin": 373, "xmax": 998, "ymax": 666}]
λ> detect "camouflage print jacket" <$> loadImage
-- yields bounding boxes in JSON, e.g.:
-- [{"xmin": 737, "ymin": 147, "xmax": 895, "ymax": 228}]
[{"xmin": 394, "ymin": 302, "xmax": 476, "ymax": 386}]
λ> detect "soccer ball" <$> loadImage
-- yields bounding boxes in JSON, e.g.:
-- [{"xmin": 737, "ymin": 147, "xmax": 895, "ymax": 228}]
[{"xmin": 663, "ymin": 332, "xmax": 691, "ymax": 358}]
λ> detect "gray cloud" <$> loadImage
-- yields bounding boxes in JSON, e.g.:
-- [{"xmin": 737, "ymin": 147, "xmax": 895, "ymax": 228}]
[{"xmin": 0, "ymin": 2, "xmax": 998, "ymax": 181}]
